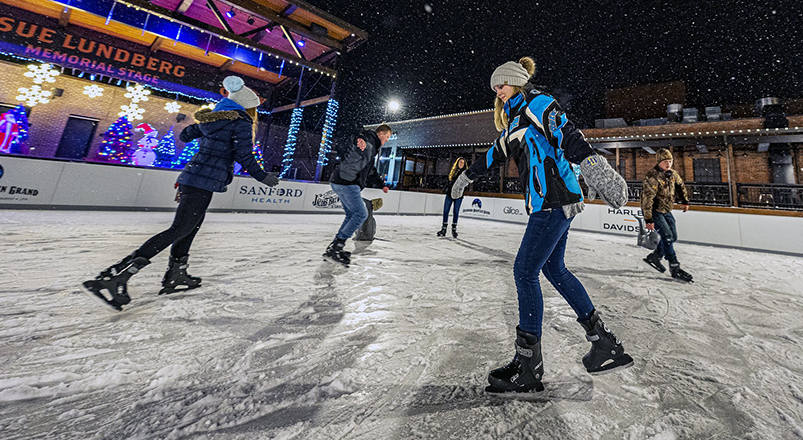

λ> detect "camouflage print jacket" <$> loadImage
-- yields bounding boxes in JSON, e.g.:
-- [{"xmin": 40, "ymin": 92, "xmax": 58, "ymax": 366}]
[{"xmin": 640, "ymin": 166, "xmax": 689, "ymax": 222}]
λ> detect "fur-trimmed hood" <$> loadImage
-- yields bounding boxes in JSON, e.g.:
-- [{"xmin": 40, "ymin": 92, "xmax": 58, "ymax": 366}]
[{"xmin": 193, "ymin": 108, "xmax": 249, "ymax": 123}]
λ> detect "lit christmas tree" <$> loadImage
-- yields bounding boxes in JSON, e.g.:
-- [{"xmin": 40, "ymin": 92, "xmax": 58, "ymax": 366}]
[
  {"xmin": 98, "ymin": 116, "xmax": 133, "ymax": 163},
  {"xmin": 154, "ymin": 127, "xmax": 177, "ymax": 168},
  {"xmin": 173, "ymin": 138, "xmax": 199, "ymax": 169},
  {"xmin": 7, "ymin": 105, "xmax": 29, "ymax": 154}
]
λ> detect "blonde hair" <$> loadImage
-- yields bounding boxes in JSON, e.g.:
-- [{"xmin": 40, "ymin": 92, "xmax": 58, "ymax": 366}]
[
  {"xmin": 448, "ymin": 157, "xmax": 467, "ymax": 181},
  {"xmin": 493, "ymin": 57, "xmax": 536, "ymax": 132},
  {"xmin": 245, "ymin": 107, "xmax": 258, "ymax": 138}
]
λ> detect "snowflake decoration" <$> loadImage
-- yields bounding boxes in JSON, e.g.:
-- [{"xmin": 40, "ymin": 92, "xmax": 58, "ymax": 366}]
[
  {"xmin": 119, "ymin": 102, "xmax": 145, "ymax": 120},
  {"xmin": 16, "ymin": 85, "xmax": 52, "ymax": 106},
  {"xmin": 83, "ymin": 84, "xmax": 104, "ymax": 98},
  {"xmin": 200, "ymin": 103, "xmax": 215, "ymax": 110},
  {"xmin": 124, "ymin": 84, "xmax": 151, "ymax": 103},
  {"xmin": 23, "ymin": 63, "xmax": 59, "ymax": 84},
  {"xmin": 164, "ymin": 101, "xmax": 181, "ymax": 113}
]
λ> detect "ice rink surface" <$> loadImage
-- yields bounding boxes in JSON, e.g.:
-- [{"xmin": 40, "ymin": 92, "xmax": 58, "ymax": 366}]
[{"xmin": 1, "ymin": 210, "xmax": 803, "ymax": 440}]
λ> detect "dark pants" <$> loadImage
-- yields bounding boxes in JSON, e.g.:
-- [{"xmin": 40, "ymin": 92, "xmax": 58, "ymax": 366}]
[
  {"xmin": 514, "ymin": 209, "xmax": 595, "ymax": 336},
  {"xmin": 442, "ymin": 195, "xmax": 463, "ymax": 224},
  {"xmin": 136, "ymin": 185, "xmax": 213, "ymax": 260},
  {"xmin": 653, "ymin": 211, "xmax": 678, "ymax": 262}
]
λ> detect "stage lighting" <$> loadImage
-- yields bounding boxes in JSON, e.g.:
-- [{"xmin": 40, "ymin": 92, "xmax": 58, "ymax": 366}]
[
  {"xmin": 225, "ymin": 8, "xmax": 235, "ymax": 18},
  {"xmin": 247, "ymin": 16, "xmax": 255, "ymax": 25},
  {"xmin": 297, "ymin": 40, "xmax": 305, "ymax": 47}
]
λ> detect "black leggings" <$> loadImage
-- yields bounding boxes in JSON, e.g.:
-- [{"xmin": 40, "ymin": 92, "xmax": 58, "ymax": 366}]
[{"xmin": 136, "ymin": 185, "xmax": 213, "ymax": 260}]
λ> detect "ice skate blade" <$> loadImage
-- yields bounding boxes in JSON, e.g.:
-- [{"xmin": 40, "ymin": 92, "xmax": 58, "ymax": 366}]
[
  {"xmin": 322, "ymin": 255, "xmax": 349, "ymax": 268},
  {"xmin": 485, "ymin": 382, "xmax": 545, "ymax": 395},
  {"xmin": 159, "ymin": 284, "xmax": 202, "ymax": 295},
  {"xmin": 642, "ymin": 258, "xmax": 666, "ymax": 273},
  {"xmin": 82, "ymin": 280, "xmax": 125, "ymax": 311},
  {"xmin": 587, "ymin": 355, "xmax": 634, "ymax": 376}
]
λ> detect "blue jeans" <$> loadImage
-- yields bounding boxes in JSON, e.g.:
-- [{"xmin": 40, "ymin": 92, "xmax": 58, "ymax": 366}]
[
  {"xmin": 514, "ymin": 209, "xmax": 595, "ymax": 336},
  {"xmin": 653, "ymin": 212, "xmax": 678, "ymax": 262},
  {"xmin": 331, "ymin": 183, "xmax": 368, "ymax": 241},
  {"xmin": 442, "ymin": 195, "xmax": 463, "ymax": 224}
]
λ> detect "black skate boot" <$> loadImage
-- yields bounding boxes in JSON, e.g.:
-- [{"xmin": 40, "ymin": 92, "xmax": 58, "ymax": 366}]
[
  {"xmin": 578, "ymin": 310, "xmax": 634, "ymax": 375},
  {"xmin": 323, "ymin": 238, "xmax": 350, "ymax": 267},
  {"xmin": 643, "ymin": 250, "xmax": 666, "ymax": 273},
  {"xmin": 486, "ymin": 326, "xmax": 545, "ymax": 393},
  {"xmin": 436, "ymin": 223, "xmax": 447, "ymax": 237},
  {"xmin": 83, "ymin": 253, "xmax": 150, "ymax": 311},
  {"xmin": 451, "ymin": 224, "xmax": 458, "ymax": 238},
  {"xmin": 159, "ymin": 255, "xmax": 202, "ymax": 295},
  {"xmin": 669, "ymin": 261, "xmax": 693, "ymax": 283}
]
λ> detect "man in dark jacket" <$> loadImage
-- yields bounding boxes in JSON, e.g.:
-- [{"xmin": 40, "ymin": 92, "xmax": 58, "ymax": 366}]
[
  {"xmin": 324, "ymin": 124, "xmax": 391, "ymax": 266},
  {"xmin": 641, "ymin": 148, "xmax": 693, "ymax": 282}
]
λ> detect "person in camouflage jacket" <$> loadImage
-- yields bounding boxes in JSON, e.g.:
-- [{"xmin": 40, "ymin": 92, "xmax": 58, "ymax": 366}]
[{"xmin": 640, "ymin": 148, "xmax": 693, "ymax": 282}]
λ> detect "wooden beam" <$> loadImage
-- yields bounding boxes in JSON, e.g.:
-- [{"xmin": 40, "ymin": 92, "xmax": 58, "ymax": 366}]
[
  {"xmin": 149, "ymin": 37, "xmax": 164, "ymax": 53},
  {"xmin": 218, "ymin": 0, "xmax": 343, "ymax": 50},
  {"xmin": 58, "ymin": 6, "xmax": 71, "ymax": 28},
  {"xmin": 206, "ymin": 0, "xmax": 235, "ymax": 34},
  {"xmin": 219, "ymin": 59, "xmax": 235, "ymax": 71},
  {"xmin": 175, "ymin": 0, "xmax": 195, "ymax": 13},
  {"xmin": 270, "ymin": 95, "xmax": 329, "ymax": 113},
  {"xmin": 726, "ymin": 142, "xmax": 738, "ymax": 207}
]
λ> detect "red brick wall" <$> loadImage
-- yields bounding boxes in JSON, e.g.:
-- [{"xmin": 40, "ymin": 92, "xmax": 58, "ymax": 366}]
[{"xmin": 0, "ymin": 60, "xmax": 203, "ymax": 159}]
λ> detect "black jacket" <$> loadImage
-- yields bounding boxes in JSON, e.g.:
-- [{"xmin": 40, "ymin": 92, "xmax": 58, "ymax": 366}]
[
  {"xmin": 331, "ymin": 130, "xmax": 385, "ymax": 189},
  {"xmin": 177, "ymin": 103, "xmax": 268, "ymax": 193}
]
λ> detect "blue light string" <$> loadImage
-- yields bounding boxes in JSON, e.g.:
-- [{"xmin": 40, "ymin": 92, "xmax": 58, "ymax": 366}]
[
  {"xmin": 316, "ymin": 98, "xmax": 338, "ymax": 167},
  {"xmin": 279, "ymin": 107, "xmax": 303, "ymax": 178}
]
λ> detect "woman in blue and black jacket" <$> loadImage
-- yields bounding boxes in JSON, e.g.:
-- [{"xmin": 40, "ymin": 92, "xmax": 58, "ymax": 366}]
[
  {"xmin": 83, "ymin": 76, "xmax": 279, "ymax": 311},
  {"xmin": 451, "ymin": 57, "xmax": 633, "ymax": 393}
]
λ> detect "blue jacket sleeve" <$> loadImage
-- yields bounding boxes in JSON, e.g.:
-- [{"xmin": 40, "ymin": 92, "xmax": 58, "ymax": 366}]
[
  {"xmin": 525, "ymin": 97, "xmax": 594, "ymax": 165},
  {"xmin": 466, "ymin": 131, "xmax": 508, "ymax": 180}
]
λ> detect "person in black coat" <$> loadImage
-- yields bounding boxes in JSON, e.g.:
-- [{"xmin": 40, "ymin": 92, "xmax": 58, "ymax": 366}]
[
  {"xmin": 437, "ymin": 157, "xmax": 468, "ymax": 238},
  {"xmin": 83, "ymin": 76, "xmax": 279, "ymax": 311},
  {"xmin": 323, "ymin": 124, "xmax": 391, "ymax": 266}
]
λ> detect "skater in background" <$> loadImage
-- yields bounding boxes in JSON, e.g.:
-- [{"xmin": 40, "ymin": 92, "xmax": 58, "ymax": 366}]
[
  {"xmin": 437, "ymin": 157, "xmax": 468, "ymax": 238},
  {"xmin": 83, "ymin": 76, "xmax": 280, "ymax": 310},
  {"xmin": 451, "ymin": 57, "xmax": 634, "ymax": 393},
  {"xmin": 323, "ymin": 124, "xmax": 391, "ymax": 266},
  {"xmin": 641, "ymin": 148, "xmax": 693, "ymax": 282}
]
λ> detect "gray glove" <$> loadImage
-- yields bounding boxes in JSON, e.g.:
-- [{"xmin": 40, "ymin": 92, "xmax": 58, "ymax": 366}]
[
  {"xmin": 261, "ymin": 172, "xmax": 280, "ymax": 187},
  {"xmin": 579, "ymin": 155, "xmax": 628, "ymax": 209},
  {"xmin": 450, "ymin": 172, "xmax": 473, "ymax": 199}
]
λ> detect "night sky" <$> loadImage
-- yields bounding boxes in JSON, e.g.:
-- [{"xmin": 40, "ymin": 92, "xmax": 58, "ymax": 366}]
[{"xmin": 306, "ymin": 0, "xmax": 803, "ymax": 129}]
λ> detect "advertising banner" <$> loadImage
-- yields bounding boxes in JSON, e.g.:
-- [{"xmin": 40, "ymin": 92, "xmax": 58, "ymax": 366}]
[
  {"xmin": 0, "ymin": 155, "xmax": 63, "ymax": 205},
  {"xmin": 232, "ymin": 179, "xmax": 307, "ymax": 212}
]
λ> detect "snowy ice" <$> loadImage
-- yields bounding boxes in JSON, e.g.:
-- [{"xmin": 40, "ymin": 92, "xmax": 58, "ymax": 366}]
[{"xmin": 1, "ymin": 211, "xmax": 803, "ymax": 439}]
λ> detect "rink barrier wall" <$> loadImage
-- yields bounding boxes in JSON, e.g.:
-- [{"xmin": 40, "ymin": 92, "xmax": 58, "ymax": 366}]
[{"xmin": 1, "ymin": 155, "xmax": 802, "ymax": 256}]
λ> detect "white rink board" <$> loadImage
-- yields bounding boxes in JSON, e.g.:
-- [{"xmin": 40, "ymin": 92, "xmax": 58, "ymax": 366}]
[{"xmin": 1, "ymin": 156, "xmax": 801, "ymax": 255}]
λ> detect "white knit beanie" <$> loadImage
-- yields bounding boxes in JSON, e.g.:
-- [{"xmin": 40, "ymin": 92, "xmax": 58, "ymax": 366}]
[
  {"xmin": 222, "ymin": 76, "xmax": 261, "ymax": 109},
  {"xmin": 490, "ymin": 61, "xmax": 530, "ymax": 91}
]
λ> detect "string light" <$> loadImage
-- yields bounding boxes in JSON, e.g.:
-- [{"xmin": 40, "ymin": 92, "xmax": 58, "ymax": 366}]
[
  {"xmin": 83, "ymin": 84, "xmax": 105, "ymax": 98},
  {"xmin": 279, "ymin": 107, "xmax": 303, "ymax": 178},
  {"xmin": 316, "ymin": 99, "xmax": 339, "ymax": 168}
]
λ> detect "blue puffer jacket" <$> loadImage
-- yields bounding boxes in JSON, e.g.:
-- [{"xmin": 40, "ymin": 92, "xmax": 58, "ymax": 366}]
[{"xmin": 177, "ymin": 99, "xmax": 268, "ymax": 192}]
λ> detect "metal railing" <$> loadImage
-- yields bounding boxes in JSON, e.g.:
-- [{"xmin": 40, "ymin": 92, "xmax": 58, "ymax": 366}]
[{"xmin": 736, "ymin": 183, "xmax": 803, "ymax": 211}]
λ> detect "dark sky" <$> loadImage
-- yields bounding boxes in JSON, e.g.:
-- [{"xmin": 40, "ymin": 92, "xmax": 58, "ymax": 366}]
[{"xmin": 306, "ymin": 0, "xmax": 803, "ymax": 129}]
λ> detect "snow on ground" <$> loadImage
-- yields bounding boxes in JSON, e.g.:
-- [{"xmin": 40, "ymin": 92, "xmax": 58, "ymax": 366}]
[{"xmin": 1, "ymin": 210, "xmax": 803, "ymax": 440}]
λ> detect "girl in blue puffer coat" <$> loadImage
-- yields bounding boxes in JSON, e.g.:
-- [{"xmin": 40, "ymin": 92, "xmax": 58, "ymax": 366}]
[{"xmin": 83, "ymin": 76, "xmax": 279, "ymax": 311}]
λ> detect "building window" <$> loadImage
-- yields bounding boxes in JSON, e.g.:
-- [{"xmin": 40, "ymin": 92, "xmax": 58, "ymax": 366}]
[{"xmin": 693, "ymin": 158, "xmax": 721, "ymax": 182}]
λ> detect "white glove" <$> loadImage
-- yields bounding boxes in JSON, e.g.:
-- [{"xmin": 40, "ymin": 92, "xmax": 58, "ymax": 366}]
[{"xmin": 450, "ymin": 173, "xmax": 473, "ymax": 199}]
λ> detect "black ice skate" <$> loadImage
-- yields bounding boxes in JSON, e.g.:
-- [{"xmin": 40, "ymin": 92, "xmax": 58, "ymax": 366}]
[
  {"xmin": 323, "ymin": 238, "xmax": 350, "ymax": 267},
  {"xmin": 451, "ymin": 224, "xmax": 458, "ymax": 238},
  {"xmin": 643, "ymin": 250, "xmax": 666, "ymax": 273},
  {"xmin": 83, "ymin": 253, "xmax": 150, "ymax": 311},
  {"xmin": 578, "ymin": 310, "xmax": 634, "ymax": 375},
  {"xmin": 159, "ymin": 255, "xmax": 202, "ymax": 295},
  {"xmin": 669, "ymin": 262, "xmax": 693, "ymax": 283},
  {"xmin": 486, "ymin": 326, "xmax": 545, "ymax": 393},
  {"xmin": 436, "ymin": 223, "xmax": 447, "ymax": 237}
]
